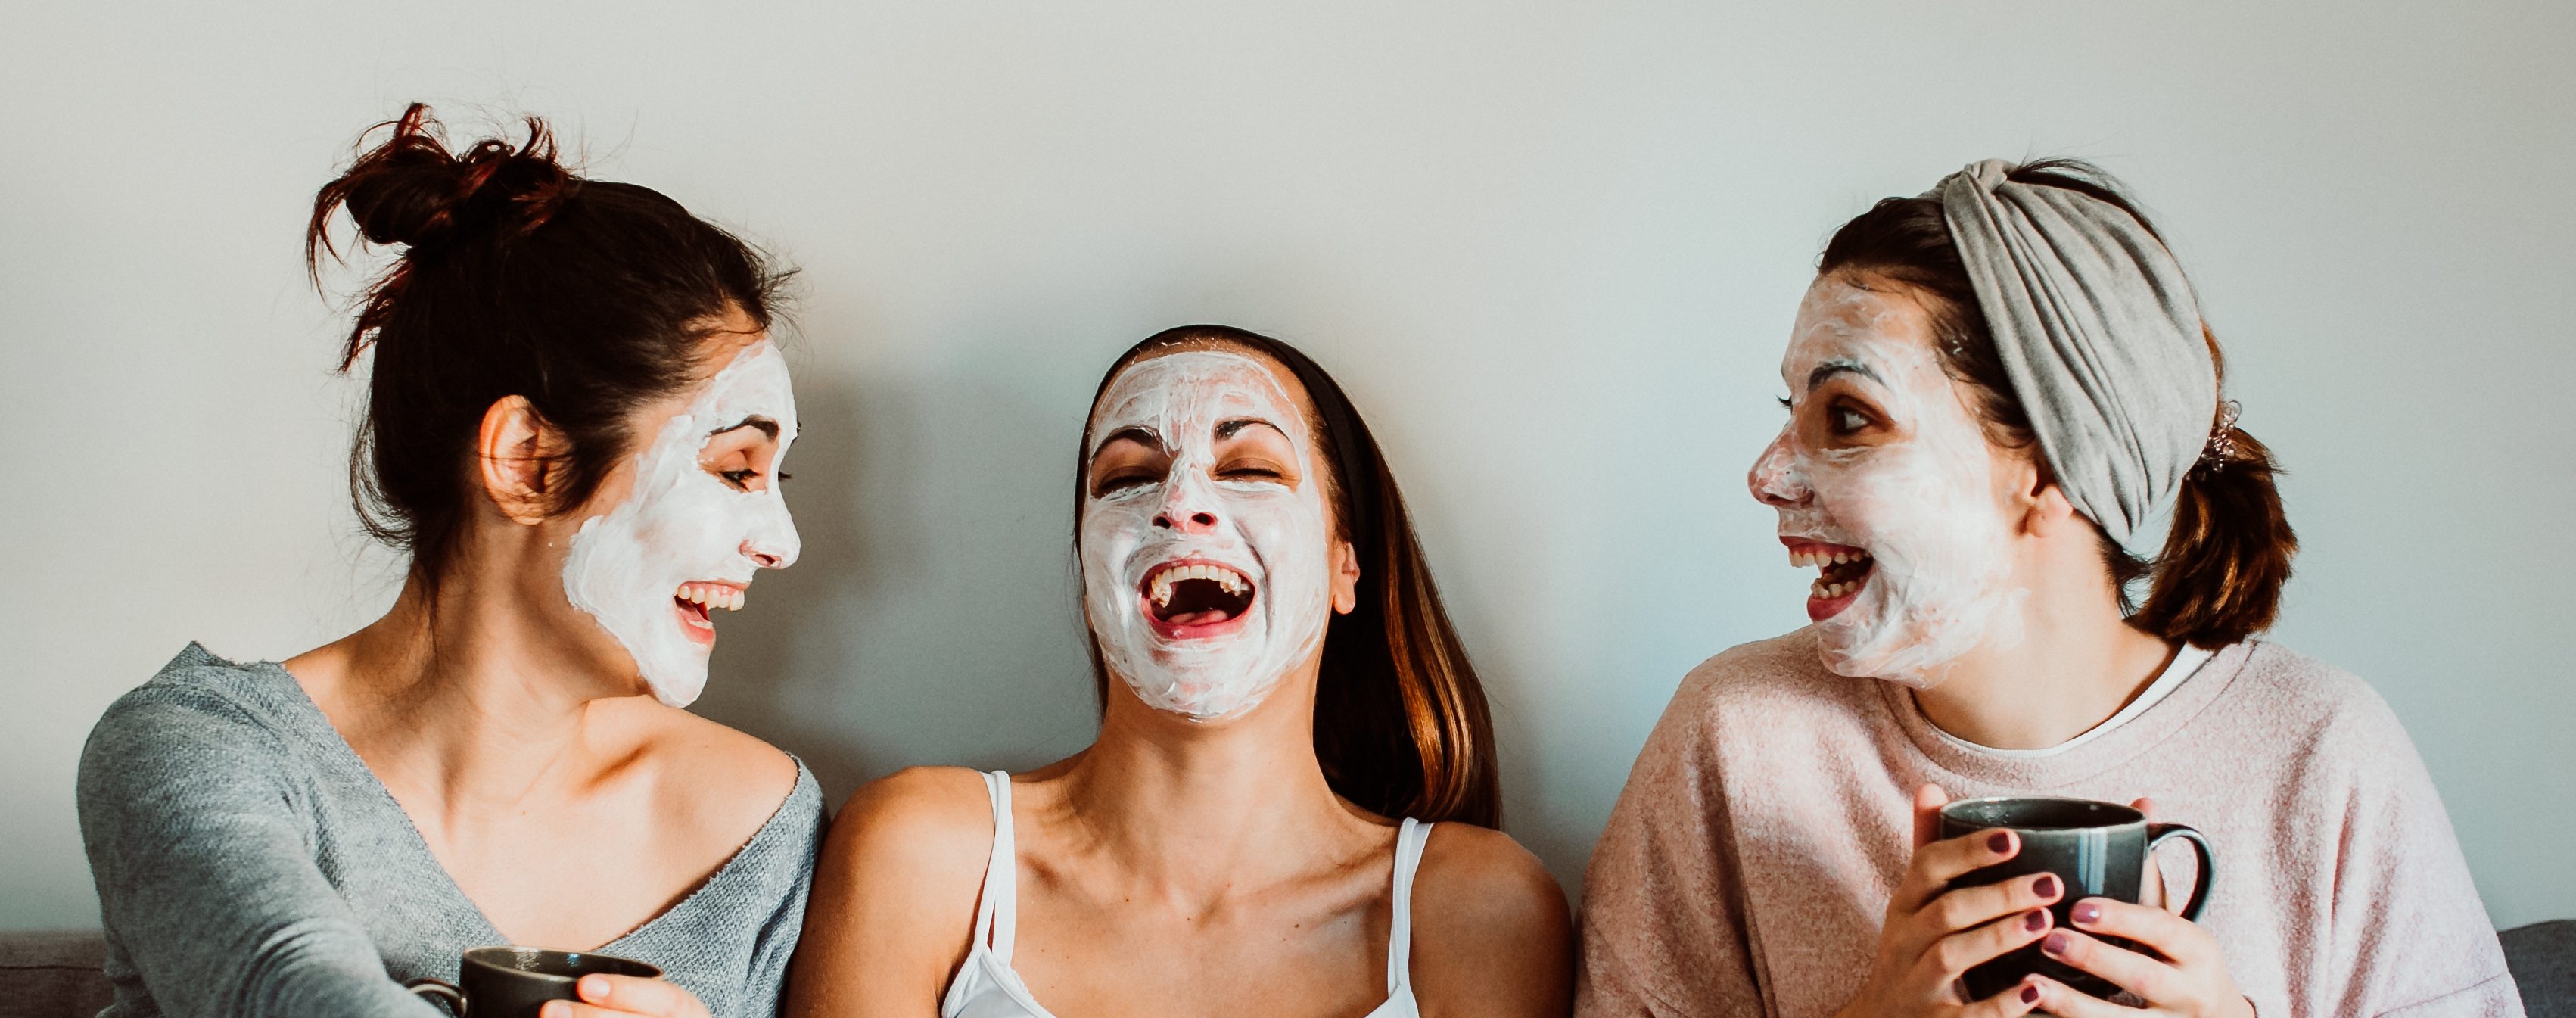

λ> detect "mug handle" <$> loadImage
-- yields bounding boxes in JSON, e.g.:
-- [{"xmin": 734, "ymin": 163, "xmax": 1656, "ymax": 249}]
[
  {"xmin": 2146, "ymin": 822, "xmax": 2217, "ymax": 922},
  {"xmin": 405, "ymin": 978, "xmax": 468, "ymax": 1016}
]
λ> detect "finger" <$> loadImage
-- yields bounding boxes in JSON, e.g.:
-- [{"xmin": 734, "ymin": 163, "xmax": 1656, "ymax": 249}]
[
  {"xmin": 1892, "ymin": 828, "xmax": 2024, "ymax": 914},
  {"xmin": 1913, "ymin": 783, "xmax": 1951, "ymax": 850},
  {"xmin": 1915, "ymin": 904, "xmax": 2055, "ymax": 985},
  {"xmin": 2023, "ymin": 975, "xmax": 2143, "ymax": 1018},
  {"xmin": 1958, "ymin": 976, "xmax": 2046, "ymax": 1017},
  {"xmin": 2039, "ymin": 928, "xmax": 2179, "ymax": 1004},
  {"xmin": 1918, "ymin": 872, "xmax": 2066, "ymax": 941},
  {"xmin": 576, "ymin": 974, "xmax": 707, "ymax": 1018},
  {"xmin": 540, "ymin": 1004, "xmax": 644, "ymax": 1018},
  {"xmin": 2070, "ymin": 896, "xmax": 2214, "ymax": 967},
  {"xmin": 2130, "ymin": 796, "xmax": 2155, "ymax": 819}
]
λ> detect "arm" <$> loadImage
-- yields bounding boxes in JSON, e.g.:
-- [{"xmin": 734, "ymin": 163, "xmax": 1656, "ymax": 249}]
[
  {"xmin": 2314, "ymin": 697, "xmax": 2522, "ymax": 1018},
  {"xmin": 1408, "ymin": 824, "xmax": 1574, "ymax": 1017},
  {"xmin": 1572, "ymin": 679, "xmax": 1759, "ymax": 1018},
  {"xmin": 733, "ymin": 786, "xmax": 829, "ymax": 1018},
  {"xmin": 780, "ymin": 767, "xmax": 996, "ymax": 1018},
  {"xmin": 76, "ymin": 686, "xmax": 446, "ymax": 1018}
]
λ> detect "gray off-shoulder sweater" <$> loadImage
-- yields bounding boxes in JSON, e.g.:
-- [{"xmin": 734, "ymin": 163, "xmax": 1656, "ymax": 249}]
[{"xmin": 76, "ymin": 644, "xmax": 826, "ymax": 1018}]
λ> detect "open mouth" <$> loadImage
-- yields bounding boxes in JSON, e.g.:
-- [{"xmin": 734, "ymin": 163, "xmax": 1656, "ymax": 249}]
[
  {"xmin": 1786, "ymin": 540, "xmax": 1875, "ymax": 622},
  {"xmin": 671, "ymin": 581, "xmax": 748, "ymax": 645},
  {"xmin": 1138, "ymin": 560, "xmax": 1255, "ymax": 639}
]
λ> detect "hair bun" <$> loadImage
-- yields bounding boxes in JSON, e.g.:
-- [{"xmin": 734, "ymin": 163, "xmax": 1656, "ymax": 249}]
[{"xmin": 310, "ymin": 104, "xmax": 572, "ymax": 260}]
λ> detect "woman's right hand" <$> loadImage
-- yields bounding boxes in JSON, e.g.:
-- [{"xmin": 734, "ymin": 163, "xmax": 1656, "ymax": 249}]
[{"xmin": 1835, "ymin": 784, "xmax": 2065, "ymax": 1018}]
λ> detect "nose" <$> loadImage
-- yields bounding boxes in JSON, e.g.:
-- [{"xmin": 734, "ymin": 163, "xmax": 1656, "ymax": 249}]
[
  {"xmin": 1748, "ymin": 434, "xmax": 1811, "ymax": 508},
  {"xmin": 1153, "ymin": 509, "xmax": 1219, "ymax": 533}
]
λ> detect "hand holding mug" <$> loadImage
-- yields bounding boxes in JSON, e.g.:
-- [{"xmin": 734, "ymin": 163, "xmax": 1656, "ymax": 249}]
[
  {"xmin": 537, "ymin": 974, "xmax": 711, "ymax": 1018},
  {"xmin": 1833, "ymin": 784, "xmax": 2056, "ymax": 1018},
  {"xmin": 2021, "ymin": 799, "xmax": 2252, "ymax": 1018}
]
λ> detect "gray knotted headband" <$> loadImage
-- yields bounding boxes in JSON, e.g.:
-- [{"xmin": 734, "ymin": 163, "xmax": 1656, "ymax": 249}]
[{"xmin": 1937, "ymin": 159, "xmax": 2218, "ymax": 549}]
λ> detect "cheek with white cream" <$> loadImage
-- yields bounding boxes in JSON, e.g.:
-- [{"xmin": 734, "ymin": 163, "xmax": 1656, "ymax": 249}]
[
  {"xmin": 560, "ymin": 341, "xmax": 801, "ymax": 708},
  {"xmin": 1079, "ymin": 350, "xmax": 1336, "ymax": 722},
  {"xmin": 1748, "ymin": 279, "xmax": 2026, "ymax": 689}
]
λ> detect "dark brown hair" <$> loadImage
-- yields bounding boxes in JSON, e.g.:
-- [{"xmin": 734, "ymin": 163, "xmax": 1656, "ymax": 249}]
[
  {"xmin": 306, "ymin": 104, "xmax": 791, "ymax": 590},
  {"xmin": 1074, "ymin": 325, "xmax": 1501, "ymax": 826},
  {"xmin": 1816, "ymin": 160, "xmax": 2296, "ymax": 649}
]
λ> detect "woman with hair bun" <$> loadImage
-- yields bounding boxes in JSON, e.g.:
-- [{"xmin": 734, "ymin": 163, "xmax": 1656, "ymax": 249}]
[
  {"xmin": 77, "ymin": 105, "xmax": 819, "ymax": 1018},
  {"xmin": 1578, "ymin": 161, "xmax": 2520, "ymax": 1017}
]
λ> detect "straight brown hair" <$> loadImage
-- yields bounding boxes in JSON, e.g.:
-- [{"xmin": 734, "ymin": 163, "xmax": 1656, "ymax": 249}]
[{"xmin": 1073, "ymin": 325, "xmax": 1502, "ymax": 826}]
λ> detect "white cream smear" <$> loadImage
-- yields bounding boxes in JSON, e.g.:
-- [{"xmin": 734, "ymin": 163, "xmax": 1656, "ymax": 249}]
[
  {"xmin": 562, "ymin": 341, "xmax": 800, "ymax": 708},
  {"xmin": 1748, "ymin": 278, "xmax": 2025, "ymax": 689},
  {"xmin": 1080, "ymin": 350, "xmax": 1335, "ymax": 722}
]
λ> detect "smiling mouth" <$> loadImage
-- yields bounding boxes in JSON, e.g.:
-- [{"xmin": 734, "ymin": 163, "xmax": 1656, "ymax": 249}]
[
  {"xmin": 1139, "ymin": 561, "xmax": 1255, "ymax": 637},
  {"xmin": 1787, "ymin": 542, "xmax": 1875, "ymax": 621},
  {"xmin": 673, "ymin": 581, "xmax": 747, "ymax": 645}
]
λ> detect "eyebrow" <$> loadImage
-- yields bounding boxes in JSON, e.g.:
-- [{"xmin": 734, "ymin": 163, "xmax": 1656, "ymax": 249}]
[
  {"xmin": 1807, "ymin": 358, "xmax": 1884, "ymax": 391},
  {"xmin": 1092, "ymin": 425, "xmax": 1165, "ymax": 459},
  {"xmin": 707, "ymin": 416, "xmax": 779, "ymax": 439},
  {"xmin": 1215, "ymin": 418, "xmax": 1287, "ymax": 441}
]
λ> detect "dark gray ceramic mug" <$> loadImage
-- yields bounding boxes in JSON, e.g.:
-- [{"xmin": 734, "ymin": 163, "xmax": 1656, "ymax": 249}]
[
  {"xmin": 1937, "ymin": 795, "xmax": 2216, "ymax": 1001},
  {"xmin": 404, "ymin": 946, "xmax": 662, "ymax": 1018}
]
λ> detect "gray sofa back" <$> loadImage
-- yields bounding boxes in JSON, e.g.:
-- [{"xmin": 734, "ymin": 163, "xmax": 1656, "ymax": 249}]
[{"xmin": 0, "ymin": 930, "xmax": 109, "ymax": 1018}]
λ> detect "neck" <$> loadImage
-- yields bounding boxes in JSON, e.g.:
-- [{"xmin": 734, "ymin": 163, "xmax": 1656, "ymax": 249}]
[
  {"xmin": 288, "ymin": 565, "xmax": 649, "ymax": 814},
  {"xmin": 1059, "ymin": 665, "xmax": 1369, "ymax": 898},
  {"xmin": 1910, "ymin": 580, "xmax": 2176, "ymax": 751}
]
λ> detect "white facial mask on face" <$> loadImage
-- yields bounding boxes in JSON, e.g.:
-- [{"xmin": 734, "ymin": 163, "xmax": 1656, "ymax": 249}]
[
  {"xmin": 1748, "ymin": 279, "xmax": 2025, "ymax": 689},
  {"xmin": 562, "ymin": 341, "xmax": 800, "ymax": 708},
  {"xmin": 1080, "ymin": 350, "xmax": 1336, "ymax": 722}
]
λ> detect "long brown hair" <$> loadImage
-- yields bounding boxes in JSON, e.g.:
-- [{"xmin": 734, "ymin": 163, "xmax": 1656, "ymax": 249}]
[
  {"xmin": 1816, "ymin": 160, "xmax": 2297, "ymax": 649},
  {"xmin": 1073, "ymin": 325, "xmax": 1502, "ymax": 826}
]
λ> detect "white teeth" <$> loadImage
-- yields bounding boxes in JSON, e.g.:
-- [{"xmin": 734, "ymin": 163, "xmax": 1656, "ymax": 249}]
[
  {"xmin": 1147, "ymin": 563, "xmax": 1251, "ymax": 607},
  {"xmin": 676, "ymin": 584, "xmax": 746, "ymax": 610}
]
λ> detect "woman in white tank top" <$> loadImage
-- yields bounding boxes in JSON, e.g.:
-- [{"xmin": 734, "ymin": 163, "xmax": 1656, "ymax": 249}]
[{"xmin": 786, "ymin": 327, "xmax": 1573, "ymax": 1018}]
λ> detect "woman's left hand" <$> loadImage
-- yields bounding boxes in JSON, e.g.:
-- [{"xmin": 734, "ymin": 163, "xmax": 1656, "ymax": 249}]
[
  {"xmin": 2024, "ymin": 896, "xmax": 2251, "ymax": 1016},
  {"xmin": 540, "ymin": 974, "xmax": 712, "ymax": 1018}
]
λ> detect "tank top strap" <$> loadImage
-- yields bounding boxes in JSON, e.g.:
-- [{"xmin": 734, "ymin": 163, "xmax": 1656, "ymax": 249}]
[
  {"xmin": 1385, "ymin": 817, "xmax": 1433, "ymax": 995},
  {"xmin": 969, "ymin": 770, "xmax": 1019, "ymax": 964}
]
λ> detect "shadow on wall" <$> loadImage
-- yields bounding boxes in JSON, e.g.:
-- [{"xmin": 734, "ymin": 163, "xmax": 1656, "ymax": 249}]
[{"xmin": 690, "ymin": 338, "xmax": 1103, "ymax": 810}]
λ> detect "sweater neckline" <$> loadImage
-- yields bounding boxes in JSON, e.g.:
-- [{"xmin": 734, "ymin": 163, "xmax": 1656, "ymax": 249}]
[
  {"xmin": 1872, "ymin": 640, "xmax": 2259, "ymax": 789},
  {"xmin": 171, "ymin": 641, "xmax": 814, "ymax": 954}
]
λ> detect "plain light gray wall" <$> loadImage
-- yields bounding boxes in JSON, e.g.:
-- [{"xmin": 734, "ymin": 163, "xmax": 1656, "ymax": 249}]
[{"xmin": 4, "ymin": 1, "xmax": 2569, "ymax": 931}]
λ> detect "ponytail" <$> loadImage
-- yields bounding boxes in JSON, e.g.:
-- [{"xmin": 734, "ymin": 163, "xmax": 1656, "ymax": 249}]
[
  {"xmin": 2127, "ymin": 341, "xmax": 2298, "ymax": 647},
  {"xmin": 1076, "ymin": 326, "xmax": 1502, "ymax": 827}
]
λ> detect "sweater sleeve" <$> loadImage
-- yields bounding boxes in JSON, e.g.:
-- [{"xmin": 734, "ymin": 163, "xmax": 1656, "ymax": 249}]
[
  {"xmin": 1576, "ymin": 665, "xmax": 1768, "ymax": 1018},
  {"xmin": 2305, "ymin": 685, "xmax": 2523, "ymax": 1018},
  {"xmin": 730, "ymin": 792, "xmax": 824, "ymax": 1018},
  {"xmin": 77, "ymin": 684, "xmax": 447, "ymax": 1018}
]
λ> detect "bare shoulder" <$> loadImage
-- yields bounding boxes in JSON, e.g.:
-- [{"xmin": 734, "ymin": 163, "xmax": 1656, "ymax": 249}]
[
  {"xmin": 634, "ymin": 705, "xmax": 801, "ymax": 838},
  {"xmin": 828, "ymin": 764, "xmax": 1000, "ymax": 870},
  {"xmin": 1406, "ymin": 823, "xmax": 1574, "ymax": 1017},
  {"xmin": 785, "ymin": 766, "xmax": 996, "ymax": 1016}
]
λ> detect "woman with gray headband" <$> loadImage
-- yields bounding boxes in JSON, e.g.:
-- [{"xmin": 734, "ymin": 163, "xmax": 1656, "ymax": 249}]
[{"xmin": 1576, "ymin": 161, "xmax": 2518, "ymax": 1017}]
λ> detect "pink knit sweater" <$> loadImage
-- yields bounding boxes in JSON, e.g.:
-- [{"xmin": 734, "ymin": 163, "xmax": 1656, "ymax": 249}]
[{"xmin": 1576, "ymin": 630, "xmax": 2522, "ymax": 1017}]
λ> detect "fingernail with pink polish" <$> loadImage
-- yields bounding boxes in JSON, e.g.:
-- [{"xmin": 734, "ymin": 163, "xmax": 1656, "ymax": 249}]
[
  {"xmin": 2073, "ymin": 901, "xmax": 2102, "ymax": 926},
  {"xmin": 2032, "ymin": 874, "xmax": 2058, "ymax": 898},
  {"xmin": 1988, "ymin": 831, "xmax": 2012, "ymax": 853},
  {"xmin": 2042, "ymin": 932, "xmax": 2069, "ymax": 955},
  {"xmin": 2020, "ymin": 984, "xmax": 2040, "ymax": 1004},
  {"xmin": 2023, "ymin": 909, "xmax": 2046, "ymax": 932}
]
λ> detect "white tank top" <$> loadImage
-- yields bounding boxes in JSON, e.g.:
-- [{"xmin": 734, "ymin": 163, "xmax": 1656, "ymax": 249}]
[{"xmin": 939, "ymin": 771, "xmax": 1431, "ymax": 1018}]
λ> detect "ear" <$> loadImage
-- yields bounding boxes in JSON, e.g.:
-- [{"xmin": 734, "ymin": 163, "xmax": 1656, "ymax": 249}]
[
  {"xmin": 1330, "ymin": 538, "xmax": 1362, "ymax": 615},
  {"xmin": 477, "ymin": 395, "xmax": 568, "ymax": 525},
  {"xmin": 2012, "ymin": 455, "xmax": 2081, "ymax": 539}
]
